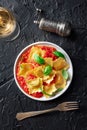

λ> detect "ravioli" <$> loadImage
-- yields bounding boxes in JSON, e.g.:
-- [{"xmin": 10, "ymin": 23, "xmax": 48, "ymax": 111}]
[
  {"xmin": 27, "ymin": 78, "xmax": 42, "ymax": 94},
  {"xmin": 17, "ymin": 45, "xmax": 70, "ymax": 98},
  {"xmin": 44, "ymin": 58, "xmax": 53, "ymax": 67},
  {"xmin": 43, "ymin": 70, "xmax": 56, "ymax": 84},
  {"xmin": 27, "ymin": 46, "xmax": 45, "ymax": 61},
  {"xmin": 18, "ymin": 63, "xmax": 33, "ymax": 77},
  {"xmin": 33, "ymin": 66, "xmax": 43, "ymax": 78},
  {"xmin": 54, "ymin": 71, "xmax": 66, "ymax": 88},
  {"xmin": 53, "ymin": 57, "xmax": 69, "ymax": 70},
  {"xmin": 43, "ymin": 84, "xmax": 57, "ymax": 98}
]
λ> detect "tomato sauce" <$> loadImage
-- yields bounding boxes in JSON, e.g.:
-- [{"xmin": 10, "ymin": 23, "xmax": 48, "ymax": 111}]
[
  {"xmin": 17, "ymin": 76, "xmax": 29, "ymax": 93},
  {"xmin": 30, "ymin": 92, "xmax": 43, "ymax": 98},
  {"xmin": 39, "ymin": 46, "xmax": 57, "ymax": 60}
]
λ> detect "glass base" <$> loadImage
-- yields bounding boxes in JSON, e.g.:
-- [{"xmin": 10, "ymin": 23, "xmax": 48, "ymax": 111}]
[{"xmin": 0, "ymin": 22, "xmax": 20, "ymax": 41}]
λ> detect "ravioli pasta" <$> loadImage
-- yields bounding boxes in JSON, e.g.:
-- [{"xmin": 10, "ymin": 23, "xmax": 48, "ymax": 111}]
[{"xmin": 17, "ymin": 45, "xmax": 70, "ymax": 98}]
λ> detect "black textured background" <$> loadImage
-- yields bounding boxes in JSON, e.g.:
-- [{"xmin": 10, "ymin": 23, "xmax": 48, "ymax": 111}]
[{"xmin": 0, "ymin": 0, "xmax": 87, "ymax": 130}]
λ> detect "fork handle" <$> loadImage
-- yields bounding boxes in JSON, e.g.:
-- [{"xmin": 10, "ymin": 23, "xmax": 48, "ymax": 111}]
[{"xmin": 16, "ymin": 108, "xmax": 56, "ymax": 120}]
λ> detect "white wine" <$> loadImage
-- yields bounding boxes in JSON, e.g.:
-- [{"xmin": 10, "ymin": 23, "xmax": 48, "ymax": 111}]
[
  {"xmin": 0, "ymin": 7, "xmax": 20, "ymax": 41},
  {"xmin": 0, "ymin": 7, "xmax": 16, "ymax": 38}
]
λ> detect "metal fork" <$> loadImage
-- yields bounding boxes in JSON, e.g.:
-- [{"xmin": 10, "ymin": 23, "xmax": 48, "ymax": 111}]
[{"xmin": 16, "ymin": 101, "xmax": 79, "ymax": 120}]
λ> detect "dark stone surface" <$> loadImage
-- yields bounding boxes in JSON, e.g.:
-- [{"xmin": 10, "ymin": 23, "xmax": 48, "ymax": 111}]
[{"xmin": 0, "ymin": 0, "xmax": 87, "ymax": 130}]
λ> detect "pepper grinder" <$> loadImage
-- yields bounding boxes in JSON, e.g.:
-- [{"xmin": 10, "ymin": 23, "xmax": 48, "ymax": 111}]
[{"xmin": 34, "ymin": 18, "xmax": 71, "ymax": 37}]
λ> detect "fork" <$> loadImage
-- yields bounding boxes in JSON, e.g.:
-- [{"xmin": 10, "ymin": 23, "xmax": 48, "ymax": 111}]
[{"xmin": 16, "ymin": 101, "xmax": 79, "ymax": 120}]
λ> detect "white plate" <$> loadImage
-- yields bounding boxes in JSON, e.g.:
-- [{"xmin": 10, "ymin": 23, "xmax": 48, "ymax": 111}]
[{"xmin": 14, "ymin": 41, "xmax": 73, "ymax": 101}]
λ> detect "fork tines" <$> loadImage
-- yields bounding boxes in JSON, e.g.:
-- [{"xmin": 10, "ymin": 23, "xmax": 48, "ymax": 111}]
[{"xmin": 65, "ymin": 101, "xmax": 79, "ymax": 111}]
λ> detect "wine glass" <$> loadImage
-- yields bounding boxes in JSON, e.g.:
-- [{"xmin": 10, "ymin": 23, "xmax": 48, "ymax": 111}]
[{"xmin": 0, "ymin": 7, "xmax": 20, "ymax": 41}]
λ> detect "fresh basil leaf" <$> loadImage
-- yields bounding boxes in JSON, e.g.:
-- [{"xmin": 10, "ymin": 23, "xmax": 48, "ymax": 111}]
[
  {"xmin": 44, "ymin": 65, "xmax": 52, "ymax": 75},
  {"xmin": 34, "ymin": 54, "xmax": 45, "ymax": 64},
  {"xmin": 52, "ymin": 88, "xmax": 63, "ymax": 96},
  {"xmin": 53, "ymin": 51, "xmax": 65, "ymax": 59},
  {"xmin": 62, "ymin": 69, "xmax": 69, "ymax": 80},
  {"xmin": 57, "ymin": 88, "xmax": 63, "ymax": 92}
]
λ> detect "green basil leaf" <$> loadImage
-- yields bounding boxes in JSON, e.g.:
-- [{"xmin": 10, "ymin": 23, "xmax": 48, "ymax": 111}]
[
  {"xmin": 53, "ymin": 51, "xmax": 65, "ymax": 59},
  {"xmin": 57, "ymin": 88, "xmax": 63, "ymax": 92},
  {"xmin": 40, "ymin": 88, "xmax": 52, "ymax": 96},
  {"xmin": 62, "ymin": 69, "xmax": 69, "ymax": 80},
  {"xmin": 44, "ymin": 65, "xmax": 52, "ymax": 75},
  {"xmin": 34, "ymin": 54, "xmax": 45, "ymax": 64}
]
